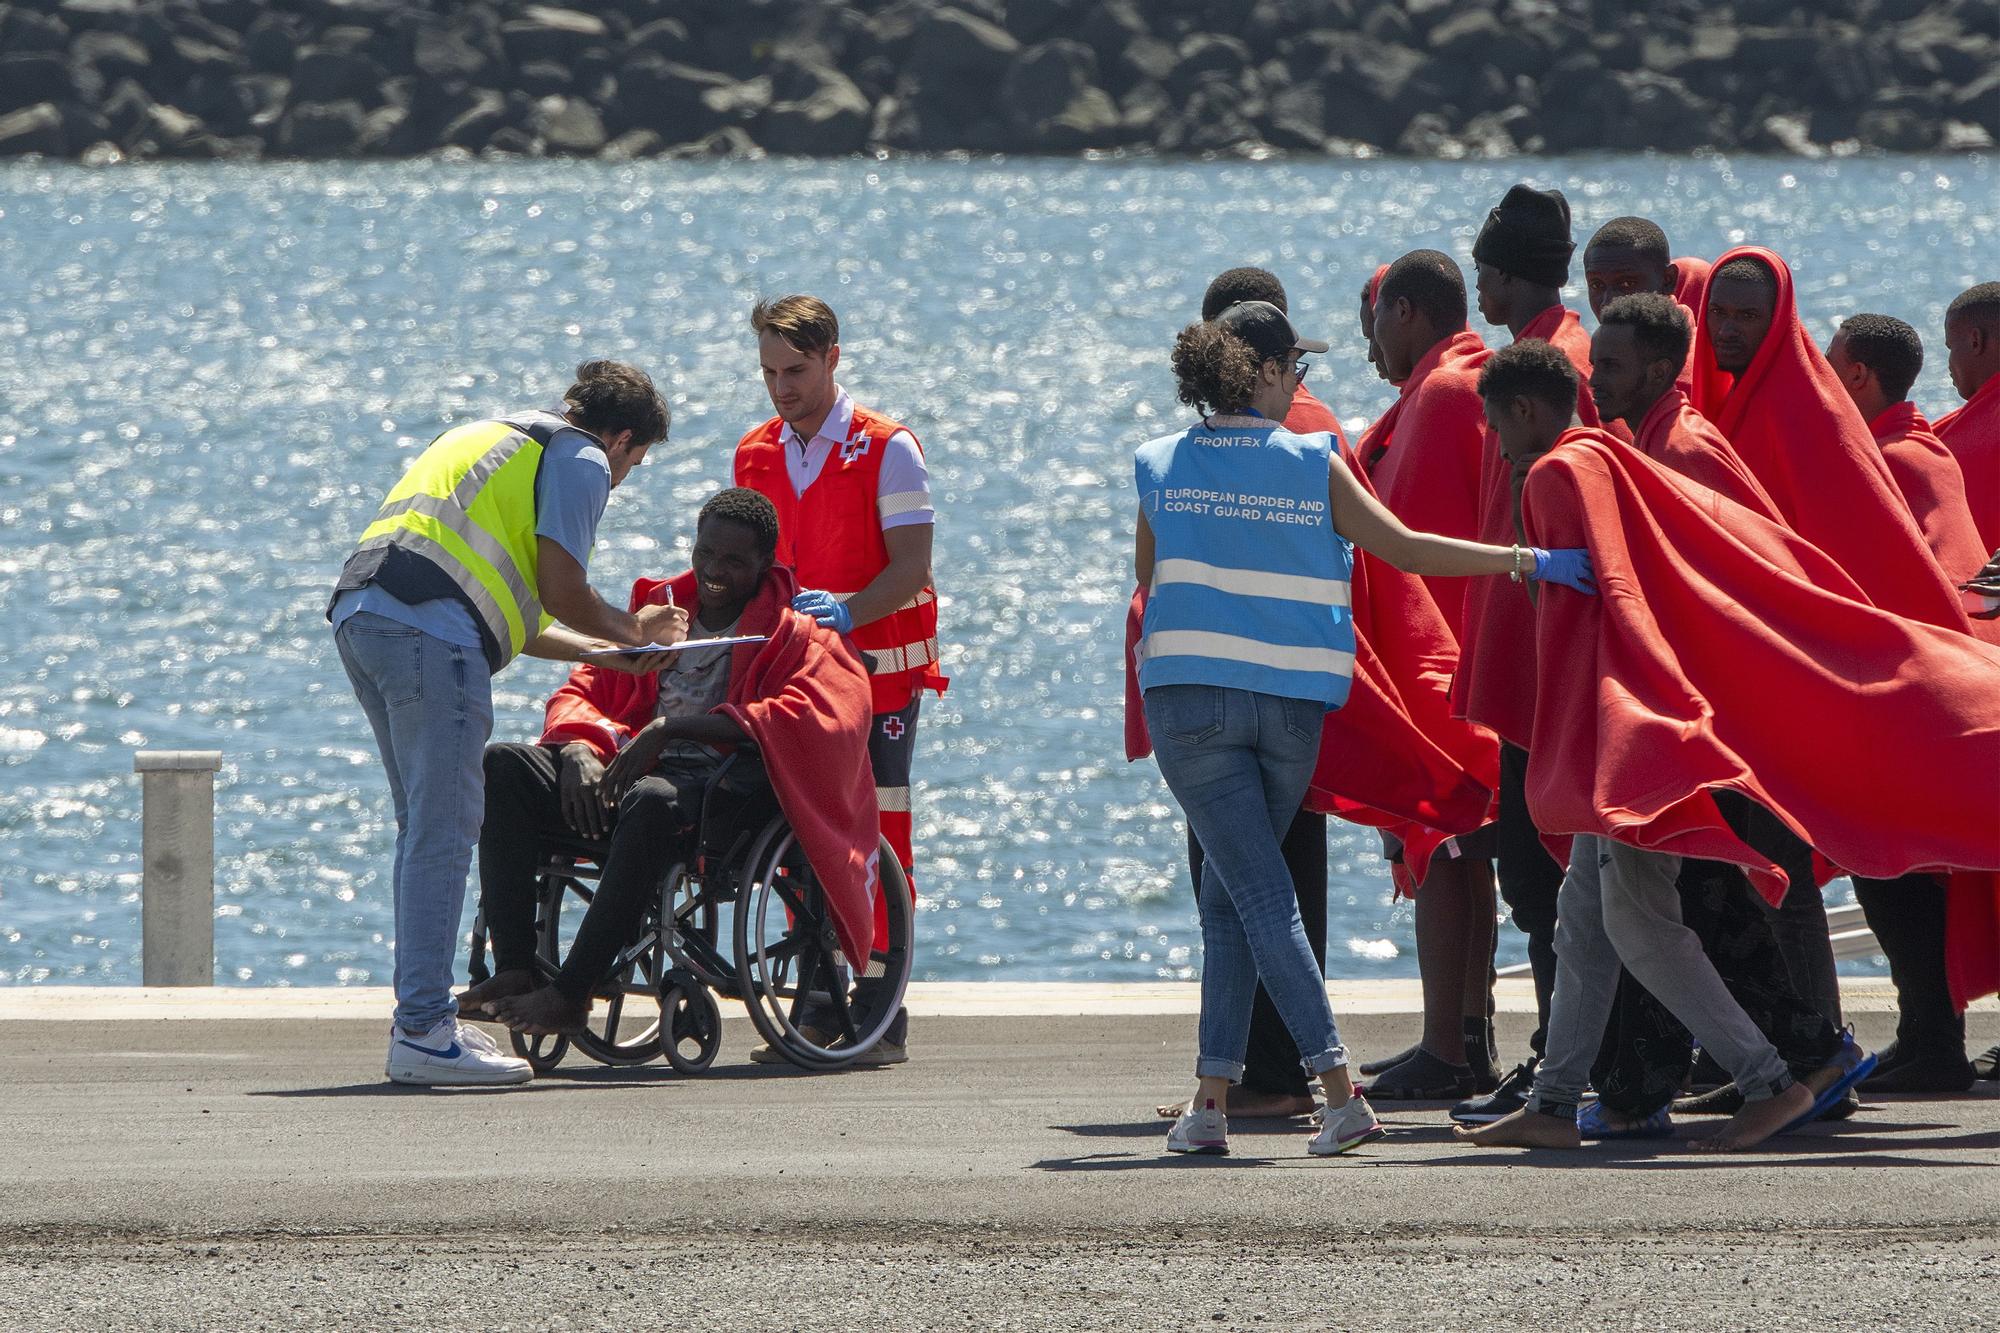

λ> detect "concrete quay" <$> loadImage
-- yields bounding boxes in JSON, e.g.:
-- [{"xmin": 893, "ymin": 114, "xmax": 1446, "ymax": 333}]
[{"xmin": 0, "ymin": 982, "xmax": 1993, "ymax": 1330}]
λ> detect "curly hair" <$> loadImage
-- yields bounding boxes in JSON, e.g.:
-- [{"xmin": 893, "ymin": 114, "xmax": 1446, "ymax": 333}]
[
  {"xmin": 1201, "ymin": 266, "xmax": 1287, "ymax": 320},
  {"xmin": 564, "ymin": 359, "xmax": 670, "ymax": 446},
  {"xmin": 1477, "ymin": 338, "xmax": 1579, "ymax": 415},
  {"xmin": 1599, "ymin": 292, "xmax": 1693, "ymax": 372},
  {"xmin": 1171, "ymin": 320, "xmax": 1259, "ymax": 418},
  {"xmin": 697, "ymin": 486, "xmax": 780, "ymax": 556},
  {"xmin": 1838, "ymin": 313, "xmax": 1924, "ymax": 402}
]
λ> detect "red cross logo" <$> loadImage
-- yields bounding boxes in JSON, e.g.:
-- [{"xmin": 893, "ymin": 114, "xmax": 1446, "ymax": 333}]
[
  {"xmin": 839, "ymin": 431, "xmax": 873, "ymax": 465},
  {"xmin": 881, "ymin": 717, "xmax": 905, "ymax": 740}
]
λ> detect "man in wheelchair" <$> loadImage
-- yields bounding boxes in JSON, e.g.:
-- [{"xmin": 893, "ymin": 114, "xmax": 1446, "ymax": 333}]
[{"xmin": 458, "ymin": 487, "xmax": 886, "ymax": 1043}]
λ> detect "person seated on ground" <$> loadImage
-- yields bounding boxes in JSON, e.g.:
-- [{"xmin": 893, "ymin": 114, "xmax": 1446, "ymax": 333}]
[{"xmin": 460, "ymin": 487, "xmax": 881, "ymax": 1038}]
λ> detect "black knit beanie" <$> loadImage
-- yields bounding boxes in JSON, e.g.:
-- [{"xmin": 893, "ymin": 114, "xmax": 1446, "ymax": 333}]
[{"xmin": 1472, "ymin": 184, "xmax": 1575, "ymax": 287}]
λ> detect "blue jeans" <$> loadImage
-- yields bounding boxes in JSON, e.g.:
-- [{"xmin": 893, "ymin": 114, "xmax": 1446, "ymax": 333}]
[
  {"xmin": 1145, "ymin": 684, "xmax": 1346, "ymax": 1082},
  {"xmin": 335, "ymin": 611, "xmax": 494, "ymax": 1032}
]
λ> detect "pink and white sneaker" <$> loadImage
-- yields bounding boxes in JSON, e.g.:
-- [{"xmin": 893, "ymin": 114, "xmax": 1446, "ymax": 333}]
[
  {"xmin": 1309, "ymin": 1095, "xmax": 1384, "ymax": 1155},
  {"xmin": 1167, "ymin": 1097, "xmax": 1230, "ymax": 1155}
]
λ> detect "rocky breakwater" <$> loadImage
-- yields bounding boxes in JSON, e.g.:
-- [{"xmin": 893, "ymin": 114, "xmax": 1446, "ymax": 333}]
[{"xmin": 0, "ymin": 0, "xmax": 1994, "ymax": 163}]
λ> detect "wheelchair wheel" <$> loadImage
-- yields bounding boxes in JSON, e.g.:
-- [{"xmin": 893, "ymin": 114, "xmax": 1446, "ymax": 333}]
[
  {"xmin": 509, "ymin": 1029, "xmax": 569, "ymax": 1073},
  {"xmin": 568, "ymin": 938, "xmax": 666, "ymax": 1067},
  {"xmin": 732, "ymin": 824, "xmax": 915, "ymax": 1070},
  {"xmin": 658, "ymin": 974, "xmax": 723, "ymax": 1073}
]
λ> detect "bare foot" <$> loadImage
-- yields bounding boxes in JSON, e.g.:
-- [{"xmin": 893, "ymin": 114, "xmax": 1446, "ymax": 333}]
[
  {"xmin": 1689, "ymin": 1083, "xmax": 1813, "ymax": 1153},
  {"xmin": 489, "ymin": 986, "xmax": 590, "ymax": 1035},
  {"xmin": 457, "ymin": 969, "xmax": 535, "ymax": 1021},
  {"xmin": 1800, "ymin": 1048, "xmax": 1870, "ymax": 1098},
  {"xmin": 1452, "ymin": 1107, "xmax": 1582, "ymax": 1149},
  {"xmin": 1155, "ymin": 1089, "xmax": 1318, "ymax": 1120}
]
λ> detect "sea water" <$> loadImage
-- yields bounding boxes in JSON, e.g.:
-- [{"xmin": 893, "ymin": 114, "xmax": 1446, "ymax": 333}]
[{"xmin": 0, "ymin": 153, "xmax": 1989, "ymax": 985}]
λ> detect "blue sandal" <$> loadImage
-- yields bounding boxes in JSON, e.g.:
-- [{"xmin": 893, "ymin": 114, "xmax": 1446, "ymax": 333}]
[{"xmin": 1577, "ymin": 1101, "xmax": 1675, "ymax": 1140}]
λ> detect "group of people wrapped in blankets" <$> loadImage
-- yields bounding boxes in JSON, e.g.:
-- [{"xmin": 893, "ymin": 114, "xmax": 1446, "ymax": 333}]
[{"xmin": 1131, "ymin": 183, "xmax": 2000, "ymax": 1157}]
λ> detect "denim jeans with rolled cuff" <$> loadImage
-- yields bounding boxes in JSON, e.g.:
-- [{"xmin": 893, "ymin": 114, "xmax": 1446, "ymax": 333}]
[{"xmin": 1145, "ymin": 684, "xmax": 1347, "ymax": 1083}]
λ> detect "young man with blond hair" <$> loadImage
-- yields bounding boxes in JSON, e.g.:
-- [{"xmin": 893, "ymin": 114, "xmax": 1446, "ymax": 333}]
[{"xmin": 733, "ymin": 295, "xmax": 945, "ymax": 1065}]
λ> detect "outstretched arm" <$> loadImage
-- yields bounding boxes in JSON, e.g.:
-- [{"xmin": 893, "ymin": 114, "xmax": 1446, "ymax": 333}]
[{"xmin": 1327, "ymin": 459, "xmax": 1526, "ymax": 578}]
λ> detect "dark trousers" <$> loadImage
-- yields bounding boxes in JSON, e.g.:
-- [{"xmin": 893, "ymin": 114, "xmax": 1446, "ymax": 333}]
[
  {"xmin": 1853, "ymin": 872, "xmax": 1963, "ymax": 1060},
  {"xmin": 477, "ymin": 742, "xmax": 698, "ymax": 1002},
  {"xmin": 1188, "ymin": 808, "xmax": 1328, "ymax": 1095},
  {"xmin": 1496, "ymin": 743, "xmax": 1563, "ymax": 1056},
  {"xmin": 1591, "ymin": 856, "xmax": 1842, "ymax": 1116}
]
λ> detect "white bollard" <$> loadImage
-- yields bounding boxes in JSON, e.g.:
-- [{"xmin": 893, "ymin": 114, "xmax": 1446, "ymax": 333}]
[{"xmin": 135, "ymin": 750, "xmax": 222, "ymax": 987}]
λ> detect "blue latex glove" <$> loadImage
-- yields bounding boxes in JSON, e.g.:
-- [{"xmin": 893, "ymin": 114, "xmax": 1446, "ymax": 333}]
[
  {"xmin": 1528, "ymin": 547, "xmax": 1597, "ymax": 596},
  {"xmin": 792, "ymin": 589, "xmax": 854, "ymax": 635}
]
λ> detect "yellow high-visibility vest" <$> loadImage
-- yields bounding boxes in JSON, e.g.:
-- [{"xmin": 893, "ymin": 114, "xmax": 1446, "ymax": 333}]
[{"xmin": 348, "ymin": 416, "xmax": 564, "ymax": 668}]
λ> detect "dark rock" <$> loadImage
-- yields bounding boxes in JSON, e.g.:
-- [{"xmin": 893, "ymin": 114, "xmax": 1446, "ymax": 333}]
[
  {"xmin": 71, "ymin": 30, "xmax": 152, "ymax": 82},
  {"xmin": 167, "ymin": 35, "xmax": 244, "ymax": 81},
  {"xmin": 0, "ymin": 53, "xmax": 95, "ymax": 115},
  {"xmin": 501, "ymin": 6, "xmax": 611, "ymax": 67},
  {"xmin": 1077, "ymin": 0, "xmax": 1148, "ymax": 66},
  {"xmin": 517, "ymin": 60, "xmax": 576, "ymax": 97},
  {"xmin": 1749, "ymin": 112, "xmax": 1821, "ymax": 156},
  {"xmin": 703, "ymin": 77, "xmax": 773, "ymax": 126},
  {"xmin": 1594, "ymin": 70, "xmax": 1714, "ymax": 151},
  {"xmin": 530, "ymin": 94, "xmax": 605, "ymax": 154},
  {"xmin": 438, "ymin": 89, "xmax": 509, "ymax": 149},
  {"xmin": 0, "ymin": 9, "xmax": 71, "ymax": 54},
  {"xmin": 1260, "ymin": 83, "xmax": 1329, "ymax": 151},
  {"xmin": 1172, "ymin": 33, "xmax": 1252, "ymax": 84},
  {"xmin": 1396, "ymin": 110, "xmax": 1463, "ymax": 157},
  {"xmin": 599, "ymin": 127, "xmax": 661, "ymax": 159},
  {"xmin": 290, "ymin": 46, "xmax": 386, "ymax": 106},
  {"xmin": 1941, "ymin": 119, "xmax": 1994, "ymax": 151},
  {"xmin": 1461, "ymin": 106, "xmax": 1535, "ymax": 155},
  {"xmin": 135, "ymin": 101, "xmax": 205, "ymax": 153},
  {"xmin": 1951, "ymin": 68, "xmax": 2000, "ymax": 136},
  {"xmin": 483, "ymin": 125, "xmax": 538, "ymax": 155},
  {"xmin": 59, "ymin": 0, "xmax": 141, "ymax": 28},
  {"xmin": 275, "ymin": 98, "xmax": 368, "ymax": 155},
  {"xmin": 1359, "ymin": 2, "xmax": 1417, "ymax": 47},
  {"xmin": 1002, "ymin": 40, "xmax": 1099, "ymax": 118},
  {"xmin": 1116, "ymin": 36, "xmax": 1181, "ymax": 89},
  {"xmin": 760, "ymin": 65, "xmax": 870, "ymax": 154},
  {"xmin": 1157, "ymin": 72, "xmax": 1266, "ymax": 153},
  {"xmin": 1858, "ymin": 105, "xmax": 1940, "ymax": 150},
  {"xmin": 242, "ymin": 13, "xmax": 302, "ymax": 74},
  {"xmin": 662, "ymin": 124, "xmax": 764, "ymax": 159},
  {"xmin": 412, "ymin": 25, "xmax": 495, "ymax": 82},
  {"xmin": 913, "ymin": 7, "xmax": 1021, "ymax": 84},
  {"xmin": 627, "ymin": 17, "xmax": 690, "ymax": 60},
  {"xmin": 1005, "ymin": 0, "xmax": 1081, "ymax": 45},
  {"xmin": 606, "ymin": 56, "xmax": 734, "ymax": 139},
  {"xmin": 0, "ymin": 103, "xmax": 68, "ymax": 155}
]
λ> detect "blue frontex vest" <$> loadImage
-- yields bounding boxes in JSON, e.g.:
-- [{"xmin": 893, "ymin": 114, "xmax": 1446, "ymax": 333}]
[{"xmin": 1135, "ymin": 415, "xmax": 1356, "ymax": 708}]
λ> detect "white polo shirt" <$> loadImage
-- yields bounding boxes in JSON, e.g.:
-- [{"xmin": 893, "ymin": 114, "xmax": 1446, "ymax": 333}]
[{"xmin": 780, "ymin": 387, "xmax": 935, "ymax": 531}]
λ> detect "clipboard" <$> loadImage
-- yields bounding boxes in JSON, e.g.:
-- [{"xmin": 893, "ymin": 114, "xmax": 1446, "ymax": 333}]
[{"xmin": 580, "ymin": 634, "xmax": 769, "ymax": 660}]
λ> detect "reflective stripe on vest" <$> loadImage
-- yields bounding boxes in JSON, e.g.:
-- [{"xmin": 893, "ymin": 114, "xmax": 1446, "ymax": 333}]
[
  {"xmin": 351, "ymin": 419, "xmax": 551, "ymax": 666},
  {"xmin": 1135, "ymin": 416, "xmax": 1356, "ymax": 708}
]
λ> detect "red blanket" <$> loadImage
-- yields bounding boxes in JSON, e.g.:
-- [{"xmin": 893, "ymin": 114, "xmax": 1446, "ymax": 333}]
[
  {"xmin": 1672, "ymin": 255, "xmax": 1711, "ymax": 395},
  {"xmin": 1870, "ymin": 403, "xmax": 1996, "ymax": 628},
  {"xmin": 1453, "ymin": 305, "xmax": 1610, "ymax": 746},
  {"xmin": 1632, "ymin": 387, "xmax": 1781, "ymax": 519},
  {"xmin": 1690, "ymin": 246, "xmax": 1971, "ymax": 634},
  {"xmin": 540, "ymin": 565, "xmax": 881, "ymax": 968},
  {"xmin": 1518, "ymin": 430, "xmax": 2000, "ymax": 1002},
  {"xmin": 1935, "ymin": 370, "xmax": 2000, "ymax": 554},
  {"xmin": 1286, "ymin": 383, "xmax": 1346, "ymax": 442},
  {"xmin": 1358, "ymin": 329, "xmax": 1491, "ymax": 642}
]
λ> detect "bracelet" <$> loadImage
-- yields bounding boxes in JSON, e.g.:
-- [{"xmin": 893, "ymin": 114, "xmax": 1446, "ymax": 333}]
[{"xmin": 1508, "ymin": 545, "xmax": 1527, "ymax": 583}]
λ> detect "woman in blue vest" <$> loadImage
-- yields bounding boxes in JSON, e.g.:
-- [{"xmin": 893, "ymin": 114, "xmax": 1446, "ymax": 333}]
[{"xmin": 1137, "ymin": 301, "xmax": 1594, "ymax": 1156}]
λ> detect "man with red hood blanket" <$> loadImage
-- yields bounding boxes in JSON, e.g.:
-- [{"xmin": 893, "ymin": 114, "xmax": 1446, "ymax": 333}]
[
  {"xmin": 461, "ymin": 490, "xmax": 883, "ymax": 1040},
  {"xmin": 1581, "ymin": 215, "xmax": 1709, "ymax": 396},
  {"xmin": 1457, "ymin": 342, "xmax": 1999, "ymax": 1153}
]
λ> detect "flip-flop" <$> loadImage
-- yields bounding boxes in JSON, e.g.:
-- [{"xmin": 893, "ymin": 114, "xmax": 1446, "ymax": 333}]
[
  {"xmin": 1577, "ymin": 1101, "xmax": 1674, "ymax": 1140},
  {"xmin": 1779, "ymin": 1035, "xmax": 1878, "ymax": 1135}
]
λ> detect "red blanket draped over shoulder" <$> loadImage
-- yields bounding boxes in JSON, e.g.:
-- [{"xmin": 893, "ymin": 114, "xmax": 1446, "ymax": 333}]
[
  {"xmin": 1519, "ymin": 429, "xmax": 2000, "ymax": 1004},
  {"xmin": 1936, "ymin": 371, "xmax": 2000, "ymax": 553},
  {"xmin": 1453, "ymin": 305, "xmax": 1614, "ymax": 746},
  {"xmin": 541, "ymin": 565, "xmax": 882, "ymax": 968},
  {"xmin": 1632, "ymin": 386, "xmax": 1781, "ymax": 518},
  {"xmin": 1125, "ymin": 390, "xmax": 1496, "ymax": 886},
  {"xmin": 1690, "ymin": 246, "xmax": 1972, "ymax": 634},
  {"xmin": 1672, "ymin": 255, "xmax": 1712, "ymax": 395},
  {"xmin": 1869, "ymin": 402, "xmax": 2000, "ymax": 647},
  {"xmin": 1355, "ymin": 330, "xmax": 1490, "ymax": 640}
]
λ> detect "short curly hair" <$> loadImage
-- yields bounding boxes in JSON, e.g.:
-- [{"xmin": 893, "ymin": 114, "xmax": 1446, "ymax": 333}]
[
  {"xmin": 1838, "ymin": 313, "xmax": 1924, "ymax": 402},
  {"xmin": 697, "ymin": 486, "xmax": 780, "ymax": 556},
  {"xmin": 1201, "ymin": 267, "xmax": 1287, "ymax": 320},
  {"xmin": 1171, "ymin": 320, "xmax": 1260, "ymax": 418},
  {"xmin": 1599, "ymin": 293, "xmax": 1693, "ymax": 372},
  {"xmin": 1477, "ymin": 339, "xmax": 1579, "ymax": 415}
]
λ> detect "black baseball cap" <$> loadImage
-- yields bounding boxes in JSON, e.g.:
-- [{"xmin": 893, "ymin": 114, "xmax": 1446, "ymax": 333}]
[{"xmin": 1214, "ymin": 300, "xmax": 1329, "ymax": 359}]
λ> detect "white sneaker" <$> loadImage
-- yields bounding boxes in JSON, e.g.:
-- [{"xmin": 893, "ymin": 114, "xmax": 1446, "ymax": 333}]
[
  {"xmin": 1308, "ymin": 1094, "xmax": 1384, "ymax": 1155},
  {"xmin": 1166, "ymin": 1098, "xmax": 1230, "ymax": 1155},
  {"xmin": 385, "ymin": 1017, "xmax": 532, "ymax": 1087}
]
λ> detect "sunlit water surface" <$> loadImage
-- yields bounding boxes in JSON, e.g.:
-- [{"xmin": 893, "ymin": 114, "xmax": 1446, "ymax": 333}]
[{"xmin": 2, "ymin": 153, "xmax": 1988, "ymax": 985}]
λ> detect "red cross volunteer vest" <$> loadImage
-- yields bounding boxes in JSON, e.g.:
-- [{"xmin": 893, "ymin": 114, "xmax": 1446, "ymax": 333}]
[{"xmin": 734, "ymin": 402, "xmax": 946, "ymax": 711}]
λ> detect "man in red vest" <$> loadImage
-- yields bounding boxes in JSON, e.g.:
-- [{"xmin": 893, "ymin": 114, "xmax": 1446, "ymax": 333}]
[{"xmin": 734, "ymin": 294, "xmax": 945, "ymax": 1065}]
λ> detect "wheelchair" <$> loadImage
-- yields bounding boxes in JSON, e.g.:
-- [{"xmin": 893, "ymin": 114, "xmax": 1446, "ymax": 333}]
[{"xmin": 465, "ymin": 749, "xmax": 915, "ymax": 1073}]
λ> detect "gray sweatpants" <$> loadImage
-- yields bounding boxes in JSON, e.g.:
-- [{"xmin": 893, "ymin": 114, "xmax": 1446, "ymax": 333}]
[{"xmin": 1527, "ymin": 834, "xmax": 1795, "ymax": 1119}]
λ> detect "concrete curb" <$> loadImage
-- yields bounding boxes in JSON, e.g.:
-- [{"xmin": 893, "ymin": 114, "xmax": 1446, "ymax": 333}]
[{"xmin": 0, "ymin": 978, "xmax": 1954, "ymax": 1022}]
